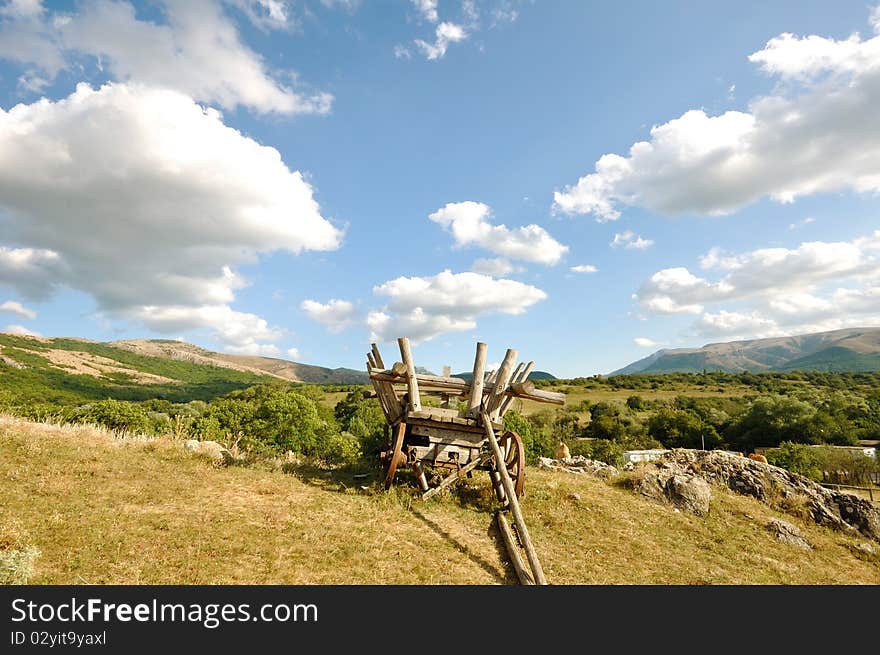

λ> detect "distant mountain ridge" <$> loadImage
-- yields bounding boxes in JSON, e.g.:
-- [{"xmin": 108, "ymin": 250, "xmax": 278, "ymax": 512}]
[
  {"xmin": 611, "ymin": 327, "xmax": 880, "ymax": 375},
  {"xmin": 110, "ymin": 339, "xmax": 369, "ymax": 384}
]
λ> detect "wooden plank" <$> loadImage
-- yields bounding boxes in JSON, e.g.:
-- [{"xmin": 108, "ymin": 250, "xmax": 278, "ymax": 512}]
[
  {"xmin": 409, "ymin": 424, "xmax": 486, "ymax": 446},
  {"xmin": 486, "ymin": 348, "xmax": 518, "ymax": 419},
  {"xmin": 510, "ymin": 381, "xmax": 565, "ymax": 406},
  {"xmin": 481, "ymin": 410, "xmax": 547, "ymax": 585},
  {"xmin": 370, "ymin": 342, "xmax": 385, "ymax": 369},
  {"xmin": 467, "ymin": 342, "xmax": 487, "ymax": 418},
  {"xmin": 398, "ymin": 337, "xmax": 421, "ymax": 412},
  {"xmin": 422, "ymin": 453, "xmax": 492, "ymax": 500},
  {"xmin": 496, "ymin": 511, "xmax": 535, "ymax": 585}
]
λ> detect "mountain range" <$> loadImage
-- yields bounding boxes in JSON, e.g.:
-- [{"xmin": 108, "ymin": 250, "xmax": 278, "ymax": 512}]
[{"xmin": 611, "ymin": 327, "xmax": 880, "ymax": 375}]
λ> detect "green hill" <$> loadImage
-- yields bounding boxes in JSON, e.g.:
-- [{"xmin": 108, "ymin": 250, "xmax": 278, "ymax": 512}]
[{"xmin": 0, "ymin": 334, "xmax": 366, "ymax": 406}]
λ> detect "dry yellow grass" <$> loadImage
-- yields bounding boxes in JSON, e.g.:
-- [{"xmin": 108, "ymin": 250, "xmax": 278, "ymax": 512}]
[{"xmin": 1, "ymin": 415, "xmax": 877, "ymax": 585}]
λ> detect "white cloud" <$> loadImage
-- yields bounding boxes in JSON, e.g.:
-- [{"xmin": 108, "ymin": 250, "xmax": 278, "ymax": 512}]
[
  {"xmin": 300, "ymin": 299, "xmax": 357, "ymax": 333},
  {"xmin": 872, "ymin": 5, "xmax": 880, "ymax": 33},
  {"xmin": 429, "ymin": 201, "xmax": 568, "ymax": 264},
  {"xmin": 471, "ymin": 258, "xmax": 523, "ymax": 276},
  {"xmin": 637, "ymin": 231, "xmax": 880, "ymax": 340},
  {"xmin": 0, "ymin": 0, "xmax": 330, "ymax": 114},
  {"xmin": 368, "ymin": 269, "xmax": 547, "ymax": 343},
  {"xmin": 226, "ymin": 0, "xmax": 294, "ymax": 31},
  {"xmin": 286, "ymin": 346, "xmax": 300, "ymax": 359},
  {"xmin": 696, "ymin": 311, "xmax": 782, "ymax": 339},
  {"xmin": 633, "ymin": 337, "xmax": 659, "ymax": 348},
  {"xmin": 0, "ymin": 0, "xmax": 43, "ymax": 19},
  {"xmin": 553, "ymin": 9, "xmax": 880, "ymax": 220},
  {"xmin": 0, "ymin": 82, "xmax": 342, "ymax": 354},
  {"xmin": 611, "ymin": 230, "xmax": 653, "ymax": 250},
  {"xmin": 0, "ymin": 300, "xmax": 36, "ymax": 320},
  {"xmin": 4, "ymin": 324, "xmax": 42, "ymax": 337},
  {"xmin": 411, "ymin": 0, "xmax": 438, "ymax": 23},
  {"xmin": 415, "ymin": 21, "xmax": 467, "ymax": 60},
  {"xmin": 570, "ymin": 264, "xmax": 598, "ymax": 274},
  {"xmin": 393, "ymin": 44, "xmax": 412, "ymax": 59}
]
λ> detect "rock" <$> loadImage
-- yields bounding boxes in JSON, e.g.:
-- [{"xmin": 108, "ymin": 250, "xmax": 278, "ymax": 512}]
[
  {"xmin": 538, "ymin": 456, "xmax": 618, "ymax": 478},
  {"xmin": 855, "ymin": 542, "xmax": 876, "ymax": 555},
  {"xmin": 637, "ymin": 470, "xmax": 711, "ymax": 515},
  {"xmin": 181, "ymin": 439, "xmax": 234, "ymax": 465},
  {"xmin": 650, "ymin": 449, "xmax": 880, "ymax": 543},
  {"xmin": 767, "ymin": 518, "xmax": 812, "ymax": 549},
  {"xmin": 554, "ymin": 442, "xmax": 571, "ymax": 460},
  {"xmin": 667, "ymin": 474, "xmax": 711, "ymax": 516}
]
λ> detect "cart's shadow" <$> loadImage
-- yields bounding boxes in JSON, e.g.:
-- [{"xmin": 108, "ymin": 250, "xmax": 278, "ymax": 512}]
[
  {"xmin": 408, "ymin": 508, "xmax": 515, "ymax": 585},
  {"xmin": 284, "ymin": 462, "xmax": 516, "ymax": 584}
]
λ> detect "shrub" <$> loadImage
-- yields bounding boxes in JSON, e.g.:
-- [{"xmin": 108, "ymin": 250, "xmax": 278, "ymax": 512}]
[{"xmin": 313, "ymin": 432, "xmax": 362, "ymax": 465}]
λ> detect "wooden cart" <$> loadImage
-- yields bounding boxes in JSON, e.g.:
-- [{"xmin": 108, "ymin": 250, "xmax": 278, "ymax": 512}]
[{"xmin": 367, "ymin": 338, "xmax": 564, "ymax": 585}]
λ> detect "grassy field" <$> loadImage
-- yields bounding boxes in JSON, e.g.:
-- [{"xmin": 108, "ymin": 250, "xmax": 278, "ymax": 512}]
[{"xmin": 2, "ymin": 415, "xmax": 878, "ymax": 585}]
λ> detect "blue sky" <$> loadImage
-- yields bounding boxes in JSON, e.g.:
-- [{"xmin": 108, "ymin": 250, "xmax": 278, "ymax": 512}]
[{"xmin": 1, "ymin": 0, "xmax": 879, "ymax": 377}]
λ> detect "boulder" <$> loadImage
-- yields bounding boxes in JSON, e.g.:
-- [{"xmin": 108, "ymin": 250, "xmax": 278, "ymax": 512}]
[
  {"xmin": 667, "ymin": 474, "xmax": 711, "ymax": 516},
  {"xmin": 538, "ymin": 456, "xmax": 618, "ymax": 478},
  {"xmin": 767, "ymin": 518, "xmax": 811, "ymax": 550},
  {"xmin": 652, "ymin": 449, "xmax": 880, "ymax": 543},
  {"xmin": 182, "ymin": 439, "xmax": 234, "ymax": 465}
]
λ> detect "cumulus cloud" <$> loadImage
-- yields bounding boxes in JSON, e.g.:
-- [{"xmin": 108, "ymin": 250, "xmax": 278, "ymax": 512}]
[
  {"xmin": 0, "ymin": 82, "xmax": 342, "ymax": 353},
  {"xmin": 367, "ymin": 269, "xmax": 547, "ymax": 343},
  {"xmin": 611, "ymin": 230, "xmax": 654, "ymax": 250},
  {"xmin": 633, "ymin": 337, "xmax": 660, "ymax": 347},
  {"xmin": 637, "ymin": 231, "xmax": 880, "ymax": 339},
  {"xmin": 0, "ymin": 0, "xmax": 330, "ymax": 114},
  {"xmin": 415, "ymin": 21, "xmax": 467, "ymax": 60},
  {"xmin": 411, "ymin": 0, "xmax": 438, "ymax": 23},
  {"xmin": 429, "ymin": 201, "xmax": 568, "ymax": 265},
  {"xmin": 300, "ymin": 299, "xmax": 357, "ymax": 333},
  {"xmin": 570, "ymin": 264, "xmax": 598, "ymax": 273},
  {"xmin": 4, "ymin": 324, "xmax": 42, "ymax": 337},
  {"xmin": 553, "ymin": 9, "xmax": 880, "ymax": 220},
  {"xmin": 0, "ymin": 300, "xmax": 36, "ymax": 320},
  {"xmin": 286, "ymin": 346, "xmax": 300, "ymax": 359}
]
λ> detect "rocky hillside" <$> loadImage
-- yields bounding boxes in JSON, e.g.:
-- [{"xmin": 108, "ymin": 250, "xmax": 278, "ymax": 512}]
[
  {"xmin": 612, "ymin": 327, "xmax": 880, "ymax": 374},
  {"xmin": 110, "ymin": 339, "xmax": 368, "ymax": 384}
]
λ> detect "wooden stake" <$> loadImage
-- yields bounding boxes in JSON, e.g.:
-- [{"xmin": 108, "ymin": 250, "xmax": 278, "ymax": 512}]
[
  {"xmin": 367, "ymin": 351, "xmax": 377, "ymax": 369},
  {"xmin": 481, "ymin": 410, "xmax": 547, "ymax": 585},
  {"xmin": 398, "ymin": 337, "xmax": 421, "ymax": 412},
  {"xmin": 467, "ymin": 342, "xmax": 487, "ymax": 418},
  {"xmin": 370, "ymin": 342, "xmax": 385, "ymax": 369},
  {"xmin": 498, "ymin": 362, "xmax": 535, "ymax": 418},
  {"xmin": 496, "ymin": 511, "xmax": 534, "ymax": 585},
  {"xmin": 486, "ymin": 348, "xmax": 518, "ymax": 419}
]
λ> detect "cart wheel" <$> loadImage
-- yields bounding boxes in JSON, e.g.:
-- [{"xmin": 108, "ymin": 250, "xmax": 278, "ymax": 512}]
[
  {"xmin": 499, "ymin": 430, "xmax": 525, "ymax": 498},
  {"xmin": 382, "ymin": 422, "xmax": 407, "ymax": 490}
]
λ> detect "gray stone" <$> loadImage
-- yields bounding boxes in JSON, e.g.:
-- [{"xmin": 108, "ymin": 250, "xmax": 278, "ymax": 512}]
[
  {"xmin": 538, "ymin": 456, "xmax": 618, "ymax": 478},
  {"xmin": 182, "ymin": 439, "xmax": 234, "ymax": 465},
  {"xmin": 767, "ymin": 518, "xmax": 812, "ymax": 549},
  {"xmin": 667, "ymin": 474, "xmax": 711, "ymax": 515},
  {"xmin": 652, "ymin": 449, "xmax": 880, "ymax": 543}
]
